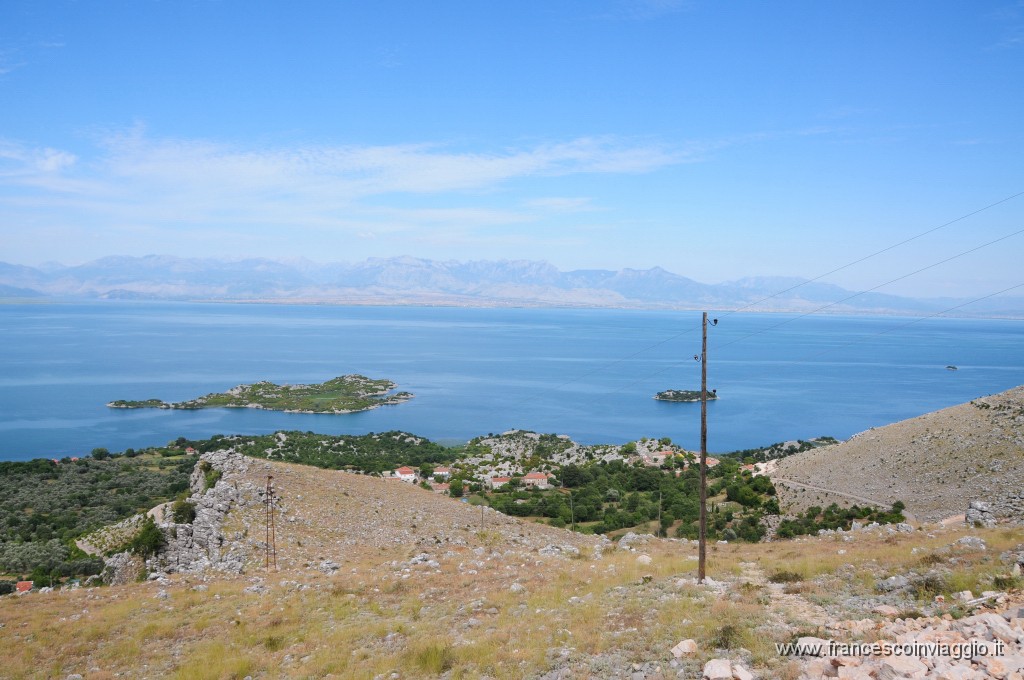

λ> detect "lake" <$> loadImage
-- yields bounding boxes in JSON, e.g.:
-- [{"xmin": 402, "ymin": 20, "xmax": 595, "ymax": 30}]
[{"xmin": 1, "ymin": 302, "xmax": 1021, "ymax": 461}]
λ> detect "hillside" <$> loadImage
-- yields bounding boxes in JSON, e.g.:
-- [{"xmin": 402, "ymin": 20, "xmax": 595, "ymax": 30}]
[
  {"xmin": 1, "ymin": 448, "xmax": 1022, "ymax": 678},
  {"xmin": 772, "ymin": 385, "xmax": 1024, "ymax": 523}
]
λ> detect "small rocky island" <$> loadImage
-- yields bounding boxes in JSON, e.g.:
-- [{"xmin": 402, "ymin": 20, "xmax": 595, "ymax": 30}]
[
  {"xmin": 108, "ymin": 374, "xmax": 413, "ymax": 414},
  {"xmin": 654, "ymin": 389, "xmax": 718, "ymax": 402}
]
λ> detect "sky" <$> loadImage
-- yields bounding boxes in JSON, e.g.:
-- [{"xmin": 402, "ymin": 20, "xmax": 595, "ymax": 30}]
[{"xmin": 0, "ymin": 0, "xmax": 1022, "ymax": 298}]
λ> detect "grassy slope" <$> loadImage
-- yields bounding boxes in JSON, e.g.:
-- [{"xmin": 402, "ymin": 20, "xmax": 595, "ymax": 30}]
[
  {"xmin": 772, "ymin": 385, "xmax": 1024, "ymax": 522},
  {"xmin": 2, "ymin": 455, "xmax": 1021, "ymax": 679}
]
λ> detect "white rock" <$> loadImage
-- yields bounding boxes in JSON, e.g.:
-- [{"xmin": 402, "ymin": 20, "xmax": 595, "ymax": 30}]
[
  {"xmin": 702, "ymin": 658, "xmax": 732, "ymax": 680},
  {"xmin": 670, "ymin": 639, "xmax": 697, "ymax": 658}
]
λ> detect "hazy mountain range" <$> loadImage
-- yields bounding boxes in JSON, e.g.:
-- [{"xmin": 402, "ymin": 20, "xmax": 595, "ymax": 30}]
[{"xmin": 1, "ymin": 255, "xmax": 1020, "ymax": 316}]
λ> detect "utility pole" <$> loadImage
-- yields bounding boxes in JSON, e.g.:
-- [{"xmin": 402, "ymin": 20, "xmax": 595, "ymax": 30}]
[
  {"xmin": 265, "ymin": 475, "xmax": 277, "ymax": 571},
  {"xmin": 697, "ymin": 312, "xmax": 716, "ymax": 584}
]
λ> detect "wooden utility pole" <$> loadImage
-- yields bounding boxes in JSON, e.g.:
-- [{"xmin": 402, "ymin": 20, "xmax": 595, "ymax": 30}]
[
  {"xmin": 698, "ymin": 312, "xmax": 711, "ymax": 584},
  {"xmin": 265, "ymin": 475, "xmax": 277, "ymax": 571}
]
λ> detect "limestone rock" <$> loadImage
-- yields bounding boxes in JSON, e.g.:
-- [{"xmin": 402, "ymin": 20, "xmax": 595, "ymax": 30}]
[
  {"xmin": 702, "ymin": 658, "xmax": 732, "ymax": 680},
  {"xmin": 100, "ymin": 552, "xmax": 144, "ymax": 586},
  {"xmin": 670, "ymin": 639, "xmax": 697, "ymax": 658}
]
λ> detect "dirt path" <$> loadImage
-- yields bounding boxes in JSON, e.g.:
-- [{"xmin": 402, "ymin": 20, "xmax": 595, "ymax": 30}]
[
  {"xmin": 772, "ymin": 477, "xmax": 917, "ymax": 524},
  {"xmin": 739, "ymin": 561, "xmax": 830, "ymax": 632}
]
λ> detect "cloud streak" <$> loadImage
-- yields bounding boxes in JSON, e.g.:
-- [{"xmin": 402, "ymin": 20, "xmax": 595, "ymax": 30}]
[{"xmin": 0, "ymin": 131, "xmax": 692, "ymax": 261}]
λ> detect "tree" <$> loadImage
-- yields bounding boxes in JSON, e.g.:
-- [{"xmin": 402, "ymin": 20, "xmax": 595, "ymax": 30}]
[
  {"xmin": 129, "ymin": 515, "xmax": 165, "ymax": 558},
  {"xmin": 449, "ymin": 478, "xmax": 464, "ymax": 498},
  {"xmin": 90, "ymin": 447, "xmax": 110, "ymax": 460}
]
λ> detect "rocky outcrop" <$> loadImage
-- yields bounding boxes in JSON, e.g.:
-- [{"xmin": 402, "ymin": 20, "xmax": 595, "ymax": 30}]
[
  {"xmin": 150, "ymin": 450, "xmax": 259, "ymax": 574},
  {"xmin": 100, "ymin": 551, "xmax": 144, "ymax": 586},
  {"xmin": 966, "ymin": 500, "xmax": 997, "ymax": 528}
]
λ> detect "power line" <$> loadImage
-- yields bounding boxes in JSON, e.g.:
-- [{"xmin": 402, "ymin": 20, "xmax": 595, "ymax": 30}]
[
  {"xmin": 493, "ymin": 191, "xmax": 1024, "ymax": 406},
  {"xmin": 793, "ymin": 282, "xmax": 1024, "ymax": 364},
  {"xmin": 710, "ymin": 226, "xmax": 1024, "ymax": 356},
  {"xmin": 603, "ymin": 277, "xmax": 1024, "ymax": 398},
  {"xmin": 719, "ymin": 188, "xmax": 1024, "ymax": 317}
]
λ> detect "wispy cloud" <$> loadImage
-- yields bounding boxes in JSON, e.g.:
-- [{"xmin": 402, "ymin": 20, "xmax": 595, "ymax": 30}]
[{"xmin": 0, "ymin": 131, "xmax": 691, "ymax": 259}]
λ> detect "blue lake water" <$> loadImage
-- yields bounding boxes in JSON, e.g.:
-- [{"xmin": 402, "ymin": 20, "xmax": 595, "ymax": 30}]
[{"xmin": 1, "ymin": 302, "xmax": 1022, "ymax": 461}]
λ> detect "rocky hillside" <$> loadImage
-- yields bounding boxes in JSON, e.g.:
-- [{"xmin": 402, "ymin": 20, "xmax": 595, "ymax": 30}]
[
  {"xmin": 3, "ymin": 445, "xmax": 1024, "ymax": 678},
  {"xmin": 772, "ymin": 385, "xmax": 1024, "ymax": 523}
]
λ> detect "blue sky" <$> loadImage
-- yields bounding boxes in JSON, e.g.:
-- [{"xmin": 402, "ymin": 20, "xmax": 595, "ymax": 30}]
[{"xmin": 1, "ymin": 0, "xmax": 1022, "ymax": 297}]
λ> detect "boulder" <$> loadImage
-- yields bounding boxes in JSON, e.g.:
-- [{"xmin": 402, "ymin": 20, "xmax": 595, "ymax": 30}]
[
  {"xmin": 702, "ymin": 659, "xmax": 732, "ymax": 680},
  {"xmin": 100, "ymin": 552, "xmax": 144, "ymax": 586},
  {"xmin": 670, "ymin": 639, "xmax": 698, "ymax": 658}
]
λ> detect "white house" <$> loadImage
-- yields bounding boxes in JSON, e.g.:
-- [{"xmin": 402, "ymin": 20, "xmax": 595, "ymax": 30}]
[
  {"xmin": 394, "ymin": 466, "xmax": 417, "ymax": 483},
  {"xmin": 522, "ymin": 472, "xmax": 550, "ymax": 489}
]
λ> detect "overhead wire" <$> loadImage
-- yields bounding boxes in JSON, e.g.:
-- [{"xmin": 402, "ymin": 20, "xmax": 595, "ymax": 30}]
[{"xmin": 483, "ymin": 190, "xmax": 1024, "ymax": 421}]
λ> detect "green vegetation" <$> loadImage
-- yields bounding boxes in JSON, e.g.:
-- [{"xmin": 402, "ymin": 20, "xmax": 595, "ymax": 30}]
[
  {"xmin": 774, "ymin": 501, "xmax": 906, "ymax": 539},
  {"xmin": 107, "ymin": 374, "xmax": 413, "ymax": 414},
  {"xmin": 484, "ymin": 456, "xmax": 775, "ymax": 542},
  {"xmin": 0, "ymin": 452, "xmax": 193, "ymax": 578},
  {"xmin": 223, "ymin": 430, "xmax": 453, "ymax": 475},
  {"xmin": 654, "ymin": 389, "xmax": 716, "ymax": 402},
  {"xmin": 723, "ymin": 437, "xmax": 838, "ymax": 463}
]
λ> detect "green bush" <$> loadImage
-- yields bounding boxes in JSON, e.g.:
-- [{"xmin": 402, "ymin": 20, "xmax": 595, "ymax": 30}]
[
  {"xmin": 171, "ymin": 499, "xmax": 197, "ymax": 524},
  {"xmin": 128, "ymin": 516, "xmax": 165, "ymax": 558}
]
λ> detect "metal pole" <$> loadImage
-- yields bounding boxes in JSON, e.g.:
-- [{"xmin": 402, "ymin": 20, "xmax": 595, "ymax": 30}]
[{"xmin": 699, "ymin": 312, "xmax": 708, "ymax": 584}]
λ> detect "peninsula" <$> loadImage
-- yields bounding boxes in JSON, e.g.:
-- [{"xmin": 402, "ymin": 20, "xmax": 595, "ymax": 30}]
[
  {"xmin": 654, "ymin": 389, "xmax": 718, "ymax": 402},
  {"xmin": 107, "ymin": 374, "xmax": 413, "ymax": 414}
]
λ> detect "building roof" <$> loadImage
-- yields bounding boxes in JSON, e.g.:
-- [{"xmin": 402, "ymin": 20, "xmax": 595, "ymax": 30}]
[
  {"xmin": 490, "ymin": 476, "xmax": 512, "ymax": 483},
  {"xmin": 523, "ymin": 472, "xmax": 548, "ymax": 479},
  {"xmin": 395, "ymin": 466, "xmax": 415, "ymax": 474}
]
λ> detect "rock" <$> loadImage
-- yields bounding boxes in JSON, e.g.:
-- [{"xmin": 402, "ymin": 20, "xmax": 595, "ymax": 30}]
[
  {"xmin": 895, "ymin": 523, "xmax": 914, "ymax": 533},
  {"xmin": 873, "ymin": 604, "xmax": 901, "ymax": 617},
  {"xmin": 731, "ymin": 663, "xmax": 754, "ymax": 680},
  {"xmin": 877, "ymin": 575, "xmax": 910, "ymax": 592},
  {"xmin": 101, "ymin": 552, "xmax": 145, "ymax": 586},
  {"xmin": 539, "ymin": 544, "xmax": 580, "ymax": 557},
  {"xmin": 636, "ymin": 554, "xmax": 652, "ymax": 566},
  {"xmin": 670, "ymin": 639, "xmax": 697, "ymax": 659},
  {"xmin": 703, "ymin": 658, "xmax": 732, "ymax": 680},
  {"xmin": 955, "ymin": 536, "xmax": 987, "ymax": 551},
  {"xmin": 618, "ymin": 532, "xmax": 650, "ymax": 550},
  {"xmin": 965, "ymin": 501, "xmax": 996, "ymax": 528},
  {"xmin": 877, "ymin": 656, "xmax": 928, "ymax": 679},
  {"xmin": 796, "ymin": 636, "xmax": 829, "ymax": 656},
  {"xmin": 509, "ymin": 582, "xmax": 527, "ymax": 594}
]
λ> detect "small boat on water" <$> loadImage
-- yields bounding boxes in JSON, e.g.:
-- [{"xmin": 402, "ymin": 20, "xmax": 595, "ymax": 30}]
[{"xmin": 946, "ymin": 365, "xmax": 958, "ymax": 371}]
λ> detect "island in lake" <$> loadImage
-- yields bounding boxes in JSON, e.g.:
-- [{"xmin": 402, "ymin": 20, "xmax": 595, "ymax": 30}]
[
  {"xmin": 108, "ymin": 374, "xmax": 413, "ymax": 414},
  {"xmin": 654, "ymin": 389, "xmax": 718, "ymax": 402}
]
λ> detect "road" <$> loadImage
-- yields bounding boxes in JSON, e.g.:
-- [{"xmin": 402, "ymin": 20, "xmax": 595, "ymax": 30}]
[{"xmin": 772, "ymin": 477, "xmax": 917, "ymax": 525}]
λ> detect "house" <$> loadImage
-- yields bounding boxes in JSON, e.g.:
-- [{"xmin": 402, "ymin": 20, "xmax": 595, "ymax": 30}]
[
  {"xmin": 489, "ymin": 476, "xmax": 512, "ymax": 489},
  {"xmin": 394, "ymin": 466, "xmax": 417, "ymax": 482},
  {"xmin": 185, "ymin": 447, "xmax": 197, "ymax": 455},
  {"xmin": 432, "ymin": 482, "xmax": 450, "ymax": 495},
  {"xmin": 433, "ymin": 467, "xmax": 452, "ymax": 479},
  {"xmin": 15, "ymin": 581, "xmax": 33, "ymax": 594},
  {"xmin": 522, "ymin": 471, "xmax": 550, "ymax": 489}
]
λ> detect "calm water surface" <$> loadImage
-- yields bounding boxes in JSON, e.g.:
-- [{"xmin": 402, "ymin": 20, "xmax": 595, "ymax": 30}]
[{"xmin": 1, "ymin": 302, "xmax": 1021, "ymax": 460}]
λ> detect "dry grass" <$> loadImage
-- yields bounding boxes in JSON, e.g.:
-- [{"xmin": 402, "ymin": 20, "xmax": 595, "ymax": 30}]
[{"xmin": 3, "ymin": 455, "xmax": 1021, "ymax": 679}]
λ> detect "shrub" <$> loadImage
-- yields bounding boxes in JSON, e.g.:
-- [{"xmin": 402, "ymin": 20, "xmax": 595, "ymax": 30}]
[
  {"xmin": 171, "ymin": 499, "xmax": 197, "ymax": 524},
  {"xmin": 128, "ymin": 516, "xmax": 165, "ymax": 558}
]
